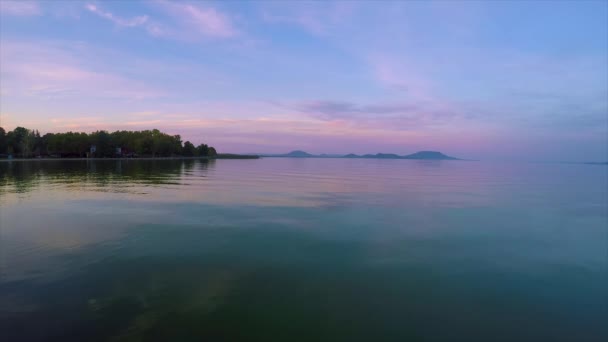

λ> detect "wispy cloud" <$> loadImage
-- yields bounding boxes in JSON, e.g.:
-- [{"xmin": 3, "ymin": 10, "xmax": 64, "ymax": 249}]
[
  {"xmin": 262, "ymin": 10, "xmax": 327, "ymax": 36},
  {"xmin": 0, "ymin": 1, "xmax": 41, "ymax": 16},
  {"xmin": 85, "ymin": 3, "xmax": 148, "ymax": 28},
  {"xmin": 1, "ymin": 40, "xmax": 165, "ymax": 100},
  {"xmin": 84, "ymin": 1, "xmax": 240, "ymax": 41},
  {"xmin": 284, "ymin": 99, "xmax": 468, "ymax": 132},
  {"xmin": 292, "ymin": 101, "xmax": 420, "ymax": 121},
  {"xmin": 367, "ymin": 54, "xmax": 437, "ymax": 99},
  {"xmin": 154, "ymin": 0, "xmax": 238, "ymax": 39},
  {"xmin": 130, "ymin": 111, "xmax": 162, "ymax": 117},
  {"xmin": 260, "ymin": 2, "xmax": 357, "ymax": 36}
]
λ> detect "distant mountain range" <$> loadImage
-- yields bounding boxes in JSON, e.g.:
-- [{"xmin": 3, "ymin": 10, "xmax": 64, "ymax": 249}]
[{"xmin": 261, "ymin": 150, "xmax": 460, "ymax": 160}]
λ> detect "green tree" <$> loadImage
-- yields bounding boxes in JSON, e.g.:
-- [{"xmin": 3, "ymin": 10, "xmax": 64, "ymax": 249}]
[
  {"xmin": 0, "ymin": 127, "xmax": 7, "ymax": 154},
  {"xmin": 183, "ymin": 141, "xmax": 195, "ymax": 156},
  {"xmin": 90, "ymin": 130, "xmax": 113, "ymax": 157},
  {"xmin": 10, "ymin": 127, "xmax": 30, "ymax": 157},
  {"xmin": 172, "ymin": 135, "xmax": 183, "ymax": 155},
  {"xmin": 32, "ymin": 130, "xmax": 43, "ymax": 156},
  {"xmin": 195, "ymin": 143, "xmax": 209, "ymax": 156},
  {"xmin": 20, "ymin": 129, "xmax": 39, "ymax": 157},
  {"xmin": 0, "ymin": 127, "xmax": 217, "ymax": 158}
]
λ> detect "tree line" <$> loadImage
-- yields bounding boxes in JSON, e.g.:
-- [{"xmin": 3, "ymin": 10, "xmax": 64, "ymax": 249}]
[{"xmin": 0, "ymin": 127, "xmax": 217, "ymax": 158}]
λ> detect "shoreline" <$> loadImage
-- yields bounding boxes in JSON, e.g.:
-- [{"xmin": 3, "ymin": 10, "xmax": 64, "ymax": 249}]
[{"xmin": 0, "ymin": 154, "xmax": 260, "ymax": 162}]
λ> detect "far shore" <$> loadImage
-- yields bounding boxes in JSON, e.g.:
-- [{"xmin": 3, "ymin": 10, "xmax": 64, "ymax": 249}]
[{"xmin": 0, "ymin": 154, "xmax": 259, "ymax": 162}]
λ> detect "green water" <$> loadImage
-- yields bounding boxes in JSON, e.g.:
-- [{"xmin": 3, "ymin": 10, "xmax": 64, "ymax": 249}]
[{"xmin": 0, "ymin": 159, "xmax": 606, "ymax": 341}]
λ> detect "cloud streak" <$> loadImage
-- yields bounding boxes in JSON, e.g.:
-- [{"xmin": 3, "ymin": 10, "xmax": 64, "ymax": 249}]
[
  {"xmin": 0, "ymin": 1, "xmax": 41, "ymax": 16},
  {"xmin": 83, "ymin": 2, "xmax": 238, "ymax": 41},
  {"xmin": 260, "ymin": 2, "xmax": 358, "ymax": 36},
  {"xmin": 153, "ymin": 0, "xmax": 239, "ymax": 39},
  {"xmin": 283, "ymin": 100, "xmax": 470, "ymax": 133},
  {"xmin": 294, "ymin": 101, "xmax": 419, "ymax": 119},
  {"xmin": 0, "ymin": 40, "xmax": 165, "ymax": 100},
  {"xmin": 85, "ymin": 3, "xmax": 148, "ymax": 27}
]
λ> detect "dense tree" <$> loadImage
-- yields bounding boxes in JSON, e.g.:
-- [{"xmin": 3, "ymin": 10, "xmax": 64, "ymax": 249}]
[
  {"xmin": 0, "ymin": 127, "xmax": 6, "ymax": 154},
  {"xmin": 90, "ymin": 130, "xmax": 113, "ymax": 157},
  {"xmin": 44, "ymin": 132, "xmax": 89, "ymax": 157},
  {"xmin": 183, "ymin": 141, "xmax": 195, "ymax": 156},
  {"xmin": 195, "ymin": 143, "xmax": 208, "ymax": 156},
  {"xmin": 8, "ymin": 127, "xmax": 29, "ymax": 156},
  {"xmin": 32, "ymin": 130, "xmax": 43, "ymax": 156},
  {"xmin": 0, "ymin": 127, "xmax": 217, "ymax": 158}
]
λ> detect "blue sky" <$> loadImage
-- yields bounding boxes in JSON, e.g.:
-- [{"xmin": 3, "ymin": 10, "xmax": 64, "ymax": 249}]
[{"xmin": 0, "ymin": 0, "xmax": 606, "ymax": 161}]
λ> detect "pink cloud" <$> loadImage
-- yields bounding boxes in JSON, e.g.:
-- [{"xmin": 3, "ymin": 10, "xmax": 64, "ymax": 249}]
[{"xmin": 0, "ymin": 1, "xmax": 41, "ymax": 16}]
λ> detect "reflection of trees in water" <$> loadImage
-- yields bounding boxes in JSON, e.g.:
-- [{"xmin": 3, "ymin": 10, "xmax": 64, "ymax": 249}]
[{"xmin": 0, "ymin": 159, "xmax": 215, "ymax": 194}]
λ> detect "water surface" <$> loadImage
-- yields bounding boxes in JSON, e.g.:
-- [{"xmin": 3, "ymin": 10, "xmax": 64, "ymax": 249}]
[{"xmin": 0, "ymin": 159, "xmax": 606, "ymax": 341}]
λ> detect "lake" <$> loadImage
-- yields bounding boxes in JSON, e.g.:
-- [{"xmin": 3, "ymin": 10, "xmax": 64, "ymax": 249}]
[{"xmin": 0, "ymin": 158, "xmax": 606, "ymax": 341}]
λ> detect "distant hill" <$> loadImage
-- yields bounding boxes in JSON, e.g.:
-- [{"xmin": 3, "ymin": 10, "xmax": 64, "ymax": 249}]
[
  {"xmin": 360, "ymin": 153, "xmax": 401, "ymax": 159},
  {"xmin": 262, "ymin": 150, "xmax": 314, "ymax": 158},
  {"xmin": 402, "ymin": 151, "xmax": 458, "ymax": 160},
  {"xmin": 262, "ymin": 150, "xmax": 460, "ymax": 160},
  {"xmin": 284, "ymin": 150, "xmax": 313, "ymax": 157}
]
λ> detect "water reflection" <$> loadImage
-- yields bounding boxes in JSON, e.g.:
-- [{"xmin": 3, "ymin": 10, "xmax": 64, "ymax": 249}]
[
  {"xmin": 0, "ymin": 159, "xmax": 606, "ymax": 341},
  {"xmin": 2, "ymin": 223, "xmax": 606, "ymax": 341},
  {"xmin": 0, "ymin": 159, "xmax": 215, "ymax": 195}
]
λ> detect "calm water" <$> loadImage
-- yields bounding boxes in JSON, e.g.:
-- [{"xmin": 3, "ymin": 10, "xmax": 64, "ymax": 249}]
[{"xmin": 0, "ymin": 159, "xmax": 606, "ymax": 341}]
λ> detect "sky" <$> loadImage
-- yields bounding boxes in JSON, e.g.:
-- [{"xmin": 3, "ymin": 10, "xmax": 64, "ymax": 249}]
[{"xmin": 0, "ymin": 0, "xmax": 606, "ymax": 161}]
